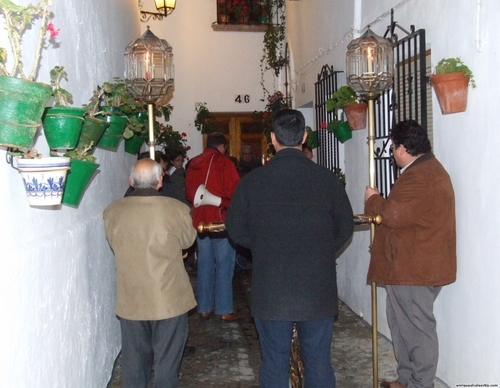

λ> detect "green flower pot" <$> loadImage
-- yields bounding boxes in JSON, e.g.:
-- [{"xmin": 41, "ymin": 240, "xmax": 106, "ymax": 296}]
[
  {"xmin": 0, "ymin": 76, "xmax": 52, "ymax": 149},
  {"xmin": 97, "ymin": 114, "xmax": 128, "ymax": 151},
  {"xmin": 333, "ymin": 121, "xmax": 352, "ymax": 143},
  {"xmin": 62, "ymin": 159, "xmax": 100, "ymax": 207},
  {"xmin": 76, "ymin": 117, "xmax": 109, "ymax": 154},
  {"xmin": 124, "ymin": 135, "xmax": 145, "ymax": 155},
  {"xmin": 42, "ymin": 106, "xmax": 85, "ymax": 149}
]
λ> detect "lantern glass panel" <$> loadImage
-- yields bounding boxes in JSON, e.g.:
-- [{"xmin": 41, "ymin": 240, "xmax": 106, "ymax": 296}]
[
  {"xmin": 124, "ymin": 28, "xmax": 174, "ymax": 103},
  {"xmin": 346, "ymin": 29, "xmax": 394, "ymax": 98}
]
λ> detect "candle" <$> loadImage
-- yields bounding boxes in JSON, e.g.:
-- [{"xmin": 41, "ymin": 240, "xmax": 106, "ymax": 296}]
[
  {"xmin": 367, "ymin": 47, "xmax": 373, "ymax": 73},
  {"xmin": 145, "ymin": 52, "xmax": 150, "ymax": 80}
]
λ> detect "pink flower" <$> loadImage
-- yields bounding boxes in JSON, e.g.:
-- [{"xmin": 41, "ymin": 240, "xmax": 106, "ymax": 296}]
[
  {"xmin": 321, "ymin": 121, "xmax": 326, "ymax": 129},
  {"xmin": 47, "ymin": 22, "xmax": 59, "ymax": 38}
]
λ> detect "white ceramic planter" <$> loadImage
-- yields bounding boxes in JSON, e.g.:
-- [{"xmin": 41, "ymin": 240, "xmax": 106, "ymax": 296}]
[{"xmin": 16, "ymin": 157, "xmax": 71, "ymax": 206}]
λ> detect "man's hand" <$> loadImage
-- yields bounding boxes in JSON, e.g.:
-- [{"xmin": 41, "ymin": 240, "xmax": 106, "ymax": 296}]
[{"xmin": 365, "ymin": 186, "xmax": 380, "ymax": 203}]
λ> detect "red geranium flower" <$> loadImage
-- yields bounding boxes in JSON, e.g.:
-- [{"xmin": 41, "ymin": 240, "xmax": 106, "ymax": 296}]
[{"xmin": 47, "ymin": 22, "xmax": 59, "ymax": 38}]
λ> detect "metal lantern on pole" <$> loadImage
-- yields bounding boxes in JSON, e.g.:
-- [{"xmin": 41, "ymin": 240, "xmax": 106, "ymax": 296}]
[
  {"xmin": 346, "ymin": 27, "xmax": 393, "ymax": 388},
  {"xmin": 124, "ymin": 27, "xmax": 174, "ymax": 159}
]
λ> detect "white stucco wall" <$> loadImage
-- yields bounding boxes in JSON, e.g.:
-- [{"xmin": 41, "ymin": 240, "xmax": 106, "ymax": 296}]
[
  {"xmin": 0, "ymin": 0, "xmax": 140, "ymax": 386},
  {"xmin": 3, "ymin": 0, "xmax": 499, "ymax": 385},
  {"xmin": 287, "ymin": 0, "xmax": 500, "ymax": 385}
]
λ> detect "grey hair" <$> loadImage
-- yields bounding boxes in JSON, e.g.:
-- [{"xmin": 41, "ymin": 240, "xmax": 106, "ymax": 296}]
[
  {"xmin": 240, "ymin": 145, "xmax": 255, "ymax": 158},
  {"xmin": 130, "ymin": 159, "xmax": 163, "ymax": 189}
]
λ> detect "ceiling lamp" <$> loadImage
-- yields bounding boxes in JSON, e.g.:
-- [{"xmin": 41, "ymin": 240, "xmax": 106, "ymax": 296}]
[{"xmin": 139, "ymin": 0, "xmax": 176, "ymax": 22}]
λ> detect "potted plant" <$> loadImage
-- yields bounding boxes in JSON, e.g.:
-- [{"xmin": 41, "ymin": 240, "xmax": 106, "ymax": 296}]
[
  {"xmin": 326, "ymin": 86, "xmax": 367, "ymax": 130},
  {"xmin": 218, "ymin": 6, "xmax": 230, "ymax": 24},
  {"xmin": 123, "ymin": 112, "xmax": 148, "ymax": 155},
  {"xmin": 327, "ymin": 119, "xmax": 351, "ymax": 143},
  {"xmin": 77, "ymin": 87, "xmax": 108, "ymax": 154},
  {"xmin": 430, "ymin": 57, "xmax": 476, "ymax": 114},
  {"xmin": 42, "ymin": 66, "xmax": 86, "ymax": 150},
  {"xmin": 97, "ymin": 78, "xmax": 138, "ymax": 150},
  {"xmin": 306, "ymin": 126, "xmax": 318, "ymax": 149},
  {"xmin": 156, "ymin": 124, "xmax": 189, "ymax": 157},
  {"xmin": 0, "ymin": 0, "xmax": 58, "ymax": 149},
  {"xmin": 194, "ymin": 102, "xmax": 219, "ymax": 134},
  {"xmin": 62, "ymin": 143, "xmax": 100, "ymax": 207},
  {"xmin": 8, "ymin": 148, "xmax": 71, "ymax": 207},
  {"xmin": 260, "ymin": 0, "xmax": 285, "ymax": 97},
  {"xmin": 232, "ymin": 0, "xmax": 250, "ymax": 23}
]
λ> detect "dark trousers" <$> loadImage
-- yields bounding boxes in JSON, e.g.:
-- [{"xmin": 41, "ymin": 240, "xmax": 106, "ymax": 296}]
[
  {"xmin": 119, "ymin": 314, "xmax": 188, "ymax": 388},
  {"xmin": 254, "ymin": 317, "xmax": 336, "ymax": 388},
  {"xmin": 386, "ymin": 285, "xmax": 442, "ymax": 388}
]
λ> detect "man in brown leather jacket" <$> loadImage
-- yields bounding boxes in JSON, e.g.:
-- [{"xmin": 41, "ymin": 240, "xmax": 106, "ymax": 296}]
[{"xmin": 365, "ymin": 120, "xmax": 456, "ymax": 388}]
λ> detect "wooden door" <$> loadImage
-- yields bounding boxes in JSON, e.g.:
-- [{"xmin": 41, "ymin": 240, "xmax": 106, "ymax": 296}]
[{"xmin": 203, "ymin": 113, "xmax": 266, "ymax": 161}]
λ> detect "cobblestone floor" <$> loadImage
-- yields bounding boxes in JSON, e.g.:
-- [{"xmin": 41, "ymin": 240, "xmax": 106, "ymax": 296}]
[{"xmin": 108, "ymin": 267, "xmax": 449, "ymax": 388}]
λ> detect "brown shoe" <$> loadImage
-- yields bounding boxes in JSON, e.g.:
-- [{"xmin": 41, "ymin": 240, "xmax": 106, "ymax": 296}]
[
  {"xmin": 199, "ymin": 311, "xmax": 213, "ymax": 320},
  {"xmin": 220, "ymin": 314, "xmax": 243, "ymax": 321},
  {"xmin": 380, "ymin": 381, "xmax": 407, "ymax": 388}
]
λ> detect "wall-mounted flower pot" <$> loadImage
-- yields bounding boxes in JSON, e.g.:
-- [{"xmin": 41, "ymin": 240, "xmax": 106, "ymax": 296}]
[
  {"xmin": 333, "ymin": 121, "xmax": 352, "ymax": 143},
  {"xmin": 97, "ymin": 114, "xmax": 128, "ymax": 151},
  {"xmin": 124, "ymin": 135, "xmax": 145, "ymax": 155},
  {"xmin": 42, "ymin": 106, "xmax": 85, "ymax": 149},
  {"xmin": 76, "ymin": 116, "xmax": 109, "ymax": 154},
  {"xmin": 343, "ymin": 102, "xmax": 367, "ymax": 130},
  {"xmin": 0, "ymin": 76, "xmax": 52, "ymax": 149},
  {"xmin": 62, "ymin": 159, "xmax": 100, "ymax": 207},
  {"xmin": 430, "ymin": 72, "xmax": 469, "ymax": 114},
  {"xmin": 16, "ymin": 157, "xmax": 71, "ymax": 207}
]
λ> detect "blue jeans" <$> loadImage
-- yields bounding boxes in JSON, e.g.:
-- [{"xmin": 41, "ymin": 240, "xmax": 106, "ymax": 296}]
[
  {"xmin": 196, "ymin": 234, "xmax": 236, "ymax": 315},
  {"xmin": 254, "ymin": 317, "xmax": 336, "ymax": 388}
]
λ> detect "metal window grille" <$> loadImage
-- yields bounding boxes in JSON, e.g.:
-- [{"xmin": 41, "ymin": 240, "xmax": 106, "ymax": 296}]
[{"xmin": 216, "ymin": 0, "xmax": 280, "ymax": 25}]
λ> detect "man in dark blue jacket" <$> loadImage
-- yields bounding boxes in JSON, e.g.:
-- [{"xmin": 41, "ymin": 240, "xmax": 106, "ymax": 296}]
[{"xmin": 226, "ymin": 109, "xmax": 354, "ymax": 388}]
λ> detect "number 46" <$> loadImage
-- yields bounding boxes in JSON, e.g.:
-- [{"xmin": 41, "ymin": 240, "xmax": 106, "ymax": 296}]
[{"xmin": 235, "ymin": 95, "xmax": 250, "ymax": 103}]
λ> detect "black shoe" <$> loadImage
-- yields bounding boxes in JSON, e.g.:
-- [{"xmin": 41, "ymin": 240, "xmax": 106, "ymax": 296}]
[{"xmin": 183, "ymin": 345, "xmax": 196, "ymax": 357}]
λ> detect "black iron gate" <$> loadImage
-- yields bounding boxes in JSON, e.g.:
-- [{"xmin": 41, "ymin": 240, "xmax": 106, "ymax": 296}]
[
  {"xmin": 314, "ymin": 65, "xmax": 342, "ymax": 171},
  {"xmin": 374, "ymin": 18, "xmax": 429, "ymax": 198},
  {"xmin": 314, "ymin": 16, "xmax": 429, "ymax": 198}
]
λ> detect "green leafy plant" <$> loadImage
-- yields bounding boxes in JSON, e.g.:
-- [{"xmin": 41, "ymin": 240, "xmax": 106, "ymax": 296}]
[
  {"xmin": 50, "ymin": 66, "xmax": 73, "ymax": 107},
  {"xmin": 333, "ymin": 167, "xmax": 346, "ymax": 187},
  {"xmin": 260, "ymin": 0, "xmax": 286, "ymax": 99},
  {"xmin": 326, "ymin": 86, "xmax": 364, "ymax": 116},
  {"xmin": 232, "ymin": 0, "xmax": 250, "ymax": 20},
  {"xmin": 434, "ymin": 57, "xmax": 476, "ymax": 88},
  {"xmin": 64, "ymin": 143, "xmax": 97, "ymax": 163},
  {"xmin": 83, "ymin": 87, "xmax": 104, "ymax": 118},
  {"xmin": 156, "ymin": 125, "xmax": 189, "ymax": 158},
  {"xmin": 0, "ymin": 0, "xmax": 57, "ymax": 80},
  {"xmin": 8, "ymin": 148, "xmax": 41, "ymax": 158},
  {"xmin": 101, "ymin": 77, "xmax": 143, "ymax": 113},
  {"xmin": 194, "ymin": 102, "xmax": 219, "ymax": 134}
]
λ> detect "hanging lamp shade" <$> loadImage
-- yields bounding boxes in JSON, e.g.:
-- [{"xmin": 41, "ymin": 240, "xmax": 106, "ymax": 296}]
[
  {"xmin": 124, "ymin": 27, "xmax": 174, "ymax": 104},
  {"xmin": 346, "ymin": 28, "xmax": 394, "ymax": 99},
  {"xmin": 155, "ymin": 0, "xmax": 176, "ymax": 16}
]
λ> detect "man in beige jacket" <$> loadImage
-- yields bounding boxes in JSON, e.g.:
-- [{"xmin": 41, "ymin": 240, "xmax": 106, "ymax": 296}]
[{"xmin": 103, "ymin": 158, "xmax": 197, "ymax": 388}]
